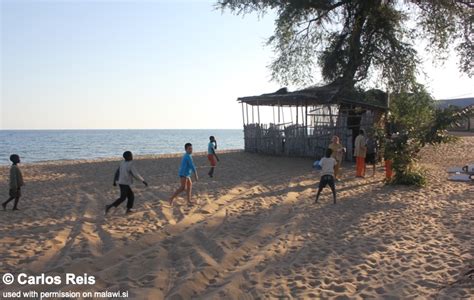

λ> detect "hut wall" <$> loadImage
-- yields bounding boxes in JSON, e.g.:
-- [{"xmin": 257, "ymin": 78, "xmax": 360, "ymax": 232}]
[{"xmin": 243, "ymin": 105, "xmax": 383, "ymax": 160}]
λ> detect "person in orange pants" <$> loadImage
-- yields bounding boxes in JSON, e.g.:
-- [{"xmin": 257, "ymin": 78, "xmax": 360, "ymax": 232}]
[{"xmin": 354, "ymin": 129, "xmax": 367, "ymax": 177}]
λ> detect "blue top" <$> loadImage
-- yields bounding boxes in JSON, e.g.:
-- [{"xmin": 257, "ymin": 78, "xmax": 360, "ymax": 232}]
[
  {"xmin": 208, "ymin": 141, "xmax": 216, "ymax": 155},
  {"xmin": 178, "ymin": 153, "xmax": 196, "ymax": 177}
]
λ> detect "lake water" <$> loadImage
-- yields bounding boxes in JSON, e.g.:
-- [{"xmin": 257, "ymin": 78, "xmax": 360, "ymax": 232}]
[{"xmin": 0, "ymin": 129, "xmax": 244, "ymax": 165}]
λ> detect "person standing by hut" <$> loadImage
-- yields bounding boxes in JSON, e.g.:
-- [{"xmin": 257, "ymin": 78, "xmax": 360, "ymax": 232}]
[
  {"xmin": 328, "ymin": 136, "xmax": 345, "ymax": 180},
  {"xmin": 365, "ymin": 133, "xmax": 378, "ymax": 177},
  {"xmin": 354, "ymin": 130, "xmax": 367, "ymax": 178}
]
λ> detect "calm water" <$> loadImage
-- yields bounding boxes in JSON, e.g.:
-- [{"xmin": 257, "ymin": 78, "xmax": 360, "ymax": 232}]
[{"xmin": 0, "ymin": 130, "xmax": 243, "ymax": 165}]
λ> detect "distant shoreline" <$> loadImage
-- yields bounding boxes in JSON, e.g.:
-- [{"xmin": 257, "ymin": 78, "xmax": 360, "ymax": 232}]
[
  {"xmin": 0, "ymin": 128, "xmax": 243, "ymax": 131},
  {"xmin": 0, "ymin": 149, "xmax": 244, "ymax": 167}
]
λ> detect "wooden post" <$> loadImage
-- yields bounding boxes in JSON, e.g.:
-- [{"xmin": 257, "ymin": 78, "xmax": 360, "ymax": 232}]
[
  {"xmin": 301, "ymin": 106, "xmax": 305, "ymax": 125},
  {"xmin": 252, "ymin": 105, "xmax": 254, "ymax": 124},
  {"xmin": 273, "ymin": 105, "xmax": 276, "ymax": 124},
  {"xmin": 290, "ymin": 106, "xmax": 293, "ymax": 123},
  {"xmin": 282, "ymin": 105, "xmax": 285, "ymax": 124},
  {"xmin": 296, "ymin": 103, "xmax": 299, "ymax": 125},
  {"xmin": 278, "ymin": 101, "xmax": 281, "ymax": 124},
  {"xmin": 241, "ymin": 102, "xmax": 245, "ymax": 128},
  {"xmin": 257, "ymin": 102, "xmax": 261, "ymax": 124},
  {"xmin": 246, "ymin": 103, "xmax": 249, "ymax": 125},
  {"xmin": 305, "ymin": 102, "xmax": 308, "ymax": 134}
]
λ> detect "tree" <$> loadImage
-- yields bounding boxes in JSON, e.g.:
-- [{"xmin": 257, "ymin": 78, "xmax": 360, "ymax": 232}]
[
  {"xmin": 386, "ymin": 86, "xmax": 473, "ymax": 186},
  {"xmin": 217, "ymin": 0, "xmax": 473, "ymax": 90},
  {"xmin": 218, "ymin": 0, "xmax": 473, "ymax": 185}
]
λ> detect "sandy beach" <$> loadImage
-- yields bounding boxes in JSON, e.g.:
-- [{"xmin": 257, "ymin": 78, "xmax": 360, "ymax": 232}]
[{"xmin": 0, "ymin": 137, "xmax": 472, "ymax": 299}]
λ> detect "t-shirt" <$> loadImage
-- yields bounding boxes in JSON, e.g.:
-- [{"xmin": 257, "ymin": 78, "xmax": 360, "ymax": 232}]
[
  {"xmin": 328, "ymin": 143, "xmax": 344, "ymax": 162},
  {"xmin": 366, "ymin": 138, "xmax": 377, "ymax": 154},
  {"xmin": 320, "ymin": 157, "xmax": 336, "ymax": 177},
  {"xmin": 208, "ymin": 141, "xmax": 216, "ymax": 155},
  {"xmin": 10, "ymin": 164, "xmax": 24, "ymax": 190},
  {"xmin": 116, "ymin": 161, "xmax": 145, "ymax": 186},
  {"xmin": 178, "ymin": 153, "xmax": 197, "ymax": 177},
  {"xmin": 354, "ymin": 135, "xmax": 367, "ymax": 157}
]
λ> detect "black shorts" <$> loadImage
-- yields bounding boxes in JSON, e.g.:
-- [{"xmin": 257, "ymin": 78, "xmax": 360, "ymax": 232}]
[
  {"xmin": 9, "ymin": 188, "xmax": 21, "ymax": 198},
  {"xmin": 366, "ymin": 153, "xmax": 377, "ymax": 164},
  {"xmin": 319, "ymin": 175, "xmax": 335, "ymax": 189}
]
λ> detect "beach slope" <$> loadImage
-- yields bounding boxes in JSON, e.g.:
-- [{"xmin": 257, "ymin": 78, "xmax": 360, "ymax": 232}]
[{"xmin": 0, "ymin": 138, "xmax": 473, "ymax": 299}]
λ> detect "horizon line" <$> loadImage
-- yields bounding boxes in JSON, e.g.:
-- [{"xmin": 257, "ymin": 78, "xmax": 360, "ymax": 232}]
[{"xmin": 0, "ymin": 128, "xmax": 243, "ymax": 131}]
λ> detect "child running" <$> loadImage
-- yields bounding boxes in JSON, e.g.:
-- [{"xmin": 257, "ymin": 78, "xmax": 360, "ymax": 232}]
[
  {"xmin": 169, "ymin": 143, "xmax": 199, "ymax": 205},
  {"xmin": 105, "ymin": 151, "xmax": 148, "ymax": 215},
  {"xmin": 2, "ymin": 154, "xmax": 24, "ymax": 211},
  {"xmin": 207, "ymin": 136, "xmax": 219, "ymax": 178},
  {"xmin": 315, "ymin": 149, "xmax": 337, "ymax": 204}
]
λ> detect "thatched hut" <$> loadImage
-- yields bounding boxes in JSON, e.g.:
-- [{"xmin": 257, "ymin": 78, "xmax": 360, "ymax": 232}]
[{"xmin": 238, "ymin": 82, "xmax": 388, "ymax": 160}]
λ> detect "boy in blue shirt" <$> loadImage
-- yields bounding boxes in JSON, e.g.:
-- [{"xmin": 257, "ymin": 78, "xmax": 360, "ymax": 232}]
[{"xmin": 169, "ymin": 143, "xmax": 199, "ymax": 205}]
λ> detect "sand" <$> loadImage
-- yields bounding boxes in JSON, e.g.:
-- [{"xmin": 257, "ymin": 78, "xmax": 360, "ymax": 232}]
[{"xmin": 0, "ymin": 137, "xmax": 472, "ymax": 299}]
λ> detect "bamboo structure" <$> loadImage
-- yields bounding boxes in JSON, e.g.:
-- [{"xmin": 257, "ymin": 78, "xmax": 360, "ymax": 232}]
[{"xmin": 238, "ymin": 83, "xmax": 388, "ymax": 160}]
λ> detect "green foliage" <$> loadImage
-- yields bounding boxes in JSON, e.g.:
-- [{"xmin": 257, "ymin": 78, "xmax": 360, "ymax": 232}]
[
  {"xmin": 217, "ymin": 0, "xmax": 473, "ymax": 88},
  {"xmin": 217, "ymin": 0, "xmax": 473, "ymax": 186},
  {"xmin": 391, "ymin": 167, "xmax": 427, "ymax": 187},
  {"xmin": 386, "ymin": 86, "xmax": 474, "ymax": 186}
]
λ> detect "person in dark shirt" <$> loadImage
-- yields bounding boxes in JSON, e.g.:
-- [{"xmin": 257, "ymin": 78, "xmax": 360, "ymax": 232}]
[{"xmin": 2, "ymin": 154, "xmax": 24, "ymax": 211}]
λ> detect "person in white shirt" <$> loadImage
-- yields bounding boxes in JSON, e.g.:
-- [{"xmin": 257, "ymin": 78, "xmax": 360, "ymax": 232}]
[
  {"xmin": 315, "ymin": 148, "xmax": 337, "ymax": 204},
  {"xmin": 105, "ymin": 151, "xmax": 148, "ymax": 215}
]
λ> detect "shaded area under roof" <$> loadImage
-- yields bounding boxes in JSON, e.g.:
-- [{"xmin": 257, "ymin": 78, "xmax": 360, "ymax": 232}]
[{"xmin": 238, "ymin": 83, "xmax": 388, "ymax": 111}]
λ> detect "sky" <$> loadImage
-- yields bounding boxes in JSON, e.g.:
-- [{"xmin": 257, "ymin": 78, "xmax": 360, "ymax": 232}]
[{"xmin": 1, "ymin": 0, "xmax": 473, "ymax": 130}]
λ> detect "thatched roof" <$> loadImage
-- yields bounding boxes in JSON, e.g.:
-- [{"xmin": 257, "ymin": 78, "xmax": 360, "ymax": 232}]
[{"xmin": 238, "ymin": 82, "xmax": 388, "ymax": 111}]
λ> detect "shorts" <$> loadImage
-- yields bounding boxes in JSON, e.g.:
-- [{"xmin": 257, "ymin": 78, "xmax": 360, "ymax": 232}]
[
  {"xmin": 208, "ymin": 154, "xmax": 217, "ymax": 167},
  {"xmin": 9, "ymin": 188, "xmax": 21, "ymax": 198},
  {"xmin": 365, "ymin": 153, "xmax": 377, "ymax": 164},
  {"xmin": 318, "ymin": 175, "xmax": 335, "ymax": 189}
]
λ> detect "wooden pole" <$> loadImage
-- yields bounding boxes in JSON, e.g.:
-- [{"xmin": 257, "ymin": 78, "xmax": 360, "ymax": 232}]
[
  {"xmin": 301, "ymin": 106, "xmax": 304, "ymax": 125},
  {"xmin": 305, "ymin": 102, "xmax": 308, "ymax": 134},
  {"xmin": 290, "ymin": 106, "xmax": 293, "ymax": 123},
  {"xmin": 278, "ymin": 101, "xmax": 281, "ymax": 124},
  {"xmin": 246, "ymin": 103, "xmax": 249, "ymax": 125},
  {"xmin": 252, "ymin": 105, "xmax": 254, "ymax": 124},
  {"xmin": 257, "ymin": 102, "xmax": 260, "ymax": 124},
  {"xmin": 241, "ymin": 102, "xmax": 245, "ymax": 128},
  {"xmin": 273, "ymin": 105, "xmax": 276, "ymax": 124},
  {"xmin": 282, "ymin": 105, "xmax": 285, "ymax": 124},
  {"xmin": 296, "ymin": 103, "xmax": 299, "ymax": 125}
]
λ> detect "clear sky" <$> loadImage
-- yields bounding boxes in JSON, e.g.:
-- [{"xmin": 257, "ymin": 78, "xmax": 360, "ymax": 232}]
[{"xmin": 1, "ymin": 0, "xmax": 473, "ymax": 130}]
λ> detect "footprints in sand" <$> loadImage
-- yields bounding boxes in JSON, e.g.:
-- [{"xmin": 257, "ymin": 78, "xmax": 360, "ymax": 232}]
[{"xmin": 1, "ymin": 147, "xmax": 473, "ymax": 298}]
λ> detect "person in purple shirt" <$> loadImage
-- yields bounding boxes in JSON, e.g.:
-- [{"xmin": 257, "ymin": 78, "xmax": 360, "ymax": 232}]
[{"xmin": 169, "ymin": 143, "xmax": 199, "ymax": 206}]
